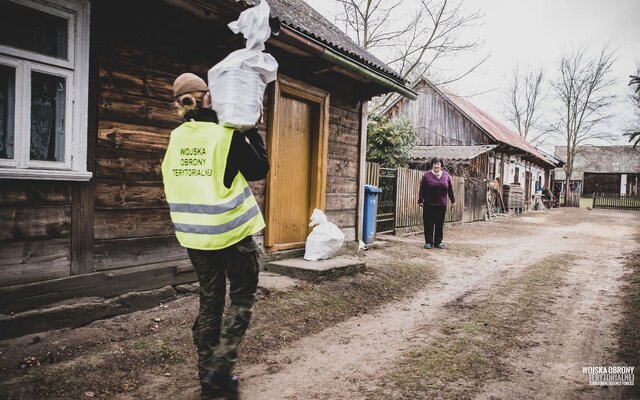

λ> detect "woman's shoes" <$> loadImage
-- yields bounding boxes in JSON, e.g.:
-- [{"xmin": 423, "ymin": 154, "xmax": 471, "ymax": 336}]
[
  {"xmin": 424, "ymin": 243, "xmax": 432, "ymax": 249},
  {"xmin": 436, "ymin": 243, "xmax": 445, "ymax": 249}
]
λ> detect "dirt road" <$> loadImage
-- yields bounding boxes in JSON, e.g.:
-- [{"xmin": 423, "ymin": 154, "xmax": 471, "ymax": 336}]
[{"xmin": 1, "ymin": 208, "xmax": 638, "ymax": 399}]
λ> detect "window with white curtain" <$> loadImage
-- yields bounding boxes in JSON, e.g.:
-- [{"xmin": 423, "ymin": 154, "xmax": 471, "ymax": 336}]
[{"xmin": 0, "ymin": 0, "xmax": 90, "ymax": 181}]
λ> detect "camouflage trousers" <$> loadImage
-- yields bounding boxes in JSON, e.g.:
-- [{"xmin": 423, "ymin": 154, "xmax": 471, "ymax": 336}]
[{"xmin": 187, "ymin": 236, "xmax": 260, "ymax": 376}]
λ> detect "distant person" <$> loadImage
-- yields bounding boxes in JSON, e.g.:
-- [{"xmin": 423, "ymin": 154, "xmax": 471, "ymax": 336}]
[
  {"xmin": 553, "ymin": 184, "xmax": 561, "ymax": 208},
  {"xmin": 161, "ymin": 72, "xmax": 269, "ymax": 399},
  {"xmin": 418, "ymin": 158, "xmax": 455, "ymax": 249},
  {"xmin": 542, "ymin": 186, "xmax": 553, "ymax": 209}
]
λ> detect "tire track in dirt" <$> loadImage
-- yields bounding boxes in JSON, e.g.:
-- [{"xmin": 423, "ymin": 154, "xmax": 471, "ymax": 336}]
[
  {"xmin": 473, "ymin": 212, "xmax": 640, "ymax": 400},
  {"xmin": 238, "ymin": 212, "xmax": 601, "ymax": 399}
]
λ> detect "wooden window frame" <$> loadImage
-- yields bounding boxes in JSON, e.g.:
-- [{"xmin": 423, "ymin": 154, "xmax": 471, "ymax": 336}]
[
  {"xmin": 264, "ymin": 75, "xmax": 330, "ymax": 251},
  {"xmin": 0, "ymin": 0, "xmax": 91, "ymax": 181}
]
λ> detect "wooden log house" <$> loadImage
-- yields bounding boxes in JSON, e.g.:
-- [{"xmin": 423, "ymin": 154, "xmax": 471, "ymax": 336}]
[
  {"xmin": 385, "ymin": 77, "xmax": 557, "ymax": 217},
  {"xmin": 0, "ymin": 0, "xmax": 416, "ymax": 336}
]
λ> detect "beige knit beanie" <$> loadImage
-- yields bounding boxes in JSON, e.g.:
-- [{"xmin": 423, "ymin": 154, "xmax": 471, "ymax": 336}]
[{"xmin": 172, "ymin": 73, "xmax": 207, "ymax": 98}]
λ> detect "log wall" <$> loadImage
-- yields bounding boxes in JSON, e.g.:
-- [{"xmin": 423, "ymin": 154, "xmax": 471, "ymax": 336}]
[
  {"xmin": 0, "ymin": 181, "xmax": 72, "ymax": 287},
  {"xmin": 94, "ymin": 0, "xmax": 364, "ymax": 257},
  {"xmin": 0, "ymin": 0, "xmax": 367, "ymax": 301},
  {"xmin": 388, "ymin": 81, "xmax": 490, "ymax": 146}
]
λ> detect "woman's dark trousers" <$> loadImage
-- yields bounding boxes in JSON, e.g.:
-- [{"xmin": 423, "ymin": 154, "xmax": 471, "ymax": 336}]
[
  {"xmin": 423, "ymin": 205, "xmax": 447, "ymax": 245},
  {"xmin": 187, "ymin": 238, "xmax": 260, "ymax": 377}
]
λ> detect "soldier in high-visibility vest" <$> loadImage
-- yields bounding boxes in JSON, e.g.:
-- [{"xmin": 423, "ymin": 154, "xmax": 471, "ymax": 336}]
[{"xmin": 162, "ymin": 73, "xmax": 269, "ymax": 400}]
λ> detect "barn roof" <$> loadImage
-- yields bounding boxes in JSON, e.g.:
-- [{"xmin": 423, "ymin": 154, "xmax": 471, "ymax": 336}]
[
  {"xmin": 426, "ymin": 82, "xmax": 554, "ymax": 166},
  {"xmin": 384, "ymin": 77, "xmax": 557, "ymax": 167},
  {"xmin": 554, "ymin": 145, "xmax": 640, "ymax": 180},
  {"xmin": 410, "ymin": 145, "xmax": 497, "ymax": 161}
]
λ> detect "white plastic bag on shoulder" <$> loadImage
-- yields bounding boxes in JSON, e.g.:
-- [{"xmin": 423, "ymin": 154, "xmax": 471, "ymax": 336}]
[
  {"xmin": 208, "ymin": 0, "xmax": 278, "ymax": 131},
  {"xmin": 303, "ymin": 208, "xmax": 346, "ymax": 261}
]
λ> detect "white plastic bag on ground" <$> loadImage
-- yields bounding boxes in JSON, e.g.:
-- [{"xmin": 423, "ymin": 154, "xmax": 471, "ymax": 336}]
[
  {"xmin": 304, "ymin": 209, "xmax": 346, "ymax": 261},
  {"xmin": 208, "ymin": 0, "xmax": 278, "ymax": 131}
]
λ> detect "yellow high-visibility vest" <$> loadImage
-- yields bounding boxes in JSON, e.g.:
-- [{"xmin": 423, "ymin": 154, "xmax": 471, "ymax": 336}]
[{"xmin": 161, "ymin": 121, "xmax": 265, "ymax": 250}]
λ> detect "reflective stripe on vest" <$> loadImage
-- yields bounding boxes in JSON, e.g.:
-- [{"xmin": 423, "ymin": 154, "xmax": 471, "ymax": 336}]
[
  {"xmin": 173, "ymin": 204, "xmax": 261, "ymax": 234},
  {"xmin": 161, "ymin": 121, "xmax": 265, "ymax": 250},
  {"xmin": 168, "ymin": 186, "xmax": 253, "ymax": 215}
]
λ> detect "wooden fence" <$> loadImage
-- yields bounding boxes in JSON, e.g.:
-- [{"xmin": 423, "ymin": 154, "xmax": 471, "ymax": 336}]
[
  {"xmin": 363, "ymin": 163, "xmax": 465, "ymax": 234},
  {"xmin": 395, "ymin": 167, "xmax": 423, "ymax": 228},
  {"xmin": 448, "ymin": 176, "xmax": 465, "ymax": 222},
  {"xmin": 593, "ymin": 193, "xmax": 640, "ymax": 211},
  {"xmin": 464, "ymin": 176, "xmax": 487, "ymax": 221},
  {"xmin": 365, "ymin": 162, "xmax": 380, "ymax": 187},
  {"xmin": 559, "ymin": 192, "xmax": 580, "ymax": 207},
  {"xmin": 394, "ymin": 167, "xmax": 464, "ymax": 228}
]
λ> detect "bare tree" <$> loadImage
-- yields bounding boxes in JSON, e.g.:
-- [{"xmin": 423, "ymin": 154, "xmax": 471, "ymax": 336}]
[
  {"xmin": 551, "ymin": 46, "xmax": 617, "ymax": 205},
  {"xmin": 334, "ymin": 0, "xmax": 487, "ymax": 112},
  {"xmin": 504, "ymin": 65, "xmax": 547, "ymax": 145},
  {"xmin": 624, "ymin": 66, "xmax": 640, "ymax": 147},
  {"xmin": 336, "ymin": 0, "xmax": 411, "ymax": 51}
]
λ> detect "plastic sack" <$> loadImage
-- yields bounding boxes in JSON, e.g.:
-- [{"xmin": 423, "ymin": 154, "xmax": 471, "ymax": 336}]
[
  {"xmin": 208, "ymin": 0, "xmax": 278, "ymax": 131},
  {"xmin": 303, "ymin": 209, "xmax": 346, "ymax": 261}
]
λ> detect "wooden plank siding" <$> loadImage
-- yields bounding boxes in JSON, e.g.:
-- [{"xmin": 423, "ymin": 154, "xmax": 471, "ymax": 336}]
[
  {"xmin": 315, "ymin": 76, "xmax": 363, "ymax": 242},
  {"xmin": 0, "ymin": 0, "xmax": 369, "ymax": 300},
  {"xmin": 395, "ymin": 168, "xmax": 423, "ymax": 228},
  {"xmin": 366, "ymin": 162, "xmax": 381, "ymax": 187},
  {"xmin": 388, "ymin": 82, "xmax": 491, "ymax": 146},
  {"xmin": 0, "ymin": 240, "xmax": 71, "ymax": 287},
  {"xmin": 463, "ymin": 176, "xmax": 488, "ymax": 222},
  {"xmin": 447, "ymin": 177, "xmax": 465, "ymax": 222},
  {"xmin": 0, "ymin": 181, "xmax": 73, "ymax": 287},
  {"xmin": 90, "ymin": 0, "xmax": 226, "ymax": 269},
  {"xmin": 92, "ymin": 2, "xmax": 364, "ymax": 254}
]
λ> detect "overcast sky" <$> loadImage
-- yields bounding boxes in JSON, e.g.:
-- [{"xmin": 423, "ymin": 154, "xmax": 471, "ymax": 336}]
[{"xmin": 303, "ymin": 0, "xmax": 640, "ymax": 149}]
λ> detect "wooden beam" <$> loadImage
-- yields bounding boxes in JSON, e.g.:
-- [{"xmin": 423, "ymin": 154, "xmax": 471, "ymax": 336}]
[
  {"xmin": 312, "ymin": 66, "xmax": 339, "ymax": 76},
  {"xmin": 0, "ymin": 259, "xmax": 195, "ymax": 314},
  {"xmin": 0, "ymin": 239, "xmax": 70, "ymax": 287},
  {"xmin": 95, "ymin": 179, "xmax": 167, "ymax": 209},
  {"xmin": 500, "ymin": 152, "xmax": 505, "ymax": 188},
  {"xmin": 0, "ymin": 206, "xmax": 71, "ymax": 242},
  {"xmin": 1, "ymin": 286, "xmax": 178, "ymax": 340},
  {"xmin": 357, "ymin": 101, "xmax": 368, "ymax": 241},
  {"xmin": 94, "ymin": 209, "xmax": 174, "ymax": 240},
  {"xmin": 0, "ymin": 181, "xmax": 71, "ymax": 206},
  {"xmin": 71, "ymin": 11, "xmax": 99, "ymax": 276},
  {"xmin": 71, "ymin": 184, "xmax": 95, "ymax": 275},
  {"xmin": 93, "ymin": 235, "xmax": 186, "ymax": 270}
]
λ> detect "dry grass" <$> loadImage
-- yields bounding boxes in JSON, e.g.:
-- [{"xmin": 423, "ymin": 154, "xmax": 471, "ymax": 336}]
[
  {"xmin": 370, "ymin": 254, "xmax": 572, "ymax": 400},
  {"xmin": 445, "ymin": 243, "xmax": 485, "ymax": 258},
  {"xmin": 242, "ymin": 254, "xmax": 438, "ymax": 365},
  {"xmin": 0, "ymin": 243, "xmax": 438, "ymax": 399},
  {"xmin": 617, "ymin": 246, "xmax": 640, "ymax": 399}
]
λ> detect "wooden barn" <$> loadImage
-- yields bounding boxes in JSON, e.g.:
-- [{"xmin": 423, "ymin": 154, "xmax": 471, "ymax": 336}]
[
  {"xmin": 385, "ymin": 77, "xmax": 557, "ymax": 217},
  {"xmin": 554, "ymin": 145, "xmax": 640, "ymax": 196},
  {"xmin": 0, "ymin": 0, "xmax": 416, "ymax": 336}
]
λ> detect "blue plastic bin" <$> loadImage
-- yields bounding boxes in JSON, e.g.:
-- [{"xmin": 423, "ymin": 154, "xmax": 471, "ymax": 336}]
[{"xmin": 363, "ymin": 184, "xmax": 383, "ymax": 245}]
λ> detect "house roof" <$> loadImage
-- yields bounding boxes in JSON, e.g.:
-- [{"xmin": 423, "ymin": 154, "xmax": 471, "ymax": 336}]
[
  {"xmin": 385, "ymin": 77, "xmax": 557, "ymax": 167},
  {"xmin": 410, "ymin": 145, "xmax": 497, "ymax": 161},
  {"xmin": 554, "ymin": 145, "xmax": 640, "ymax": 180},
  {"xmin": 427, "ymin": 84, "xmax": 553, "ymax": 166},
  {"xmin": 236, "ymin": 0, "xmax": 404, "ymax": 82}
]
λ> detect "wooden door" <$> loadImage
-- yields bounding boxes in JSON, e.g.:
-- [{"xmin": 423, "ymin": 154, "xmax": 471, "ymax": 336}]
[
  {"xmin": 271, "ymin": 95, "xmax": 313, "ymax": 246},
  {"xmin": 265, "ymin": 76, "xmax": 329, "ymax": 251}
]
